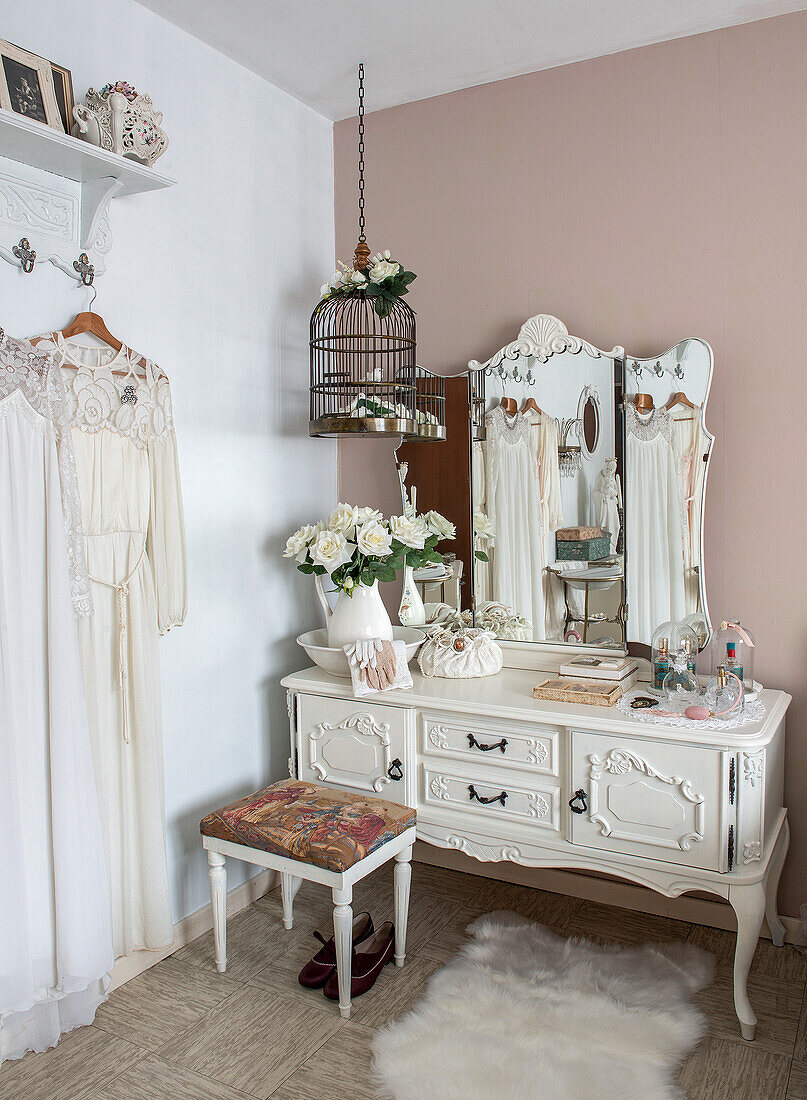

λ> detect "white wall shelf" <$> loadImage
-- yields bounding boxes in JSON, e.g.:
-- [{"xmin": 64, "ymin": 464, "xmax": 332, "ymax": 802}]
[{"xmin": 0, "ymin": 108, "xmax": 175, "ymax": 281}]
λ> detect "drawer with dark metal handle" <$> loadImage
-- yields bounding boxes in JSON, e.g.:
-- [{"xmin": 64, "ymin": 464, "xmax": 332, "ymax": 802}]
[
  {"xmin": 468, "ymin": 784, "xmax": 508, "ymax": 807},
  {"xmin": 467, "ymin": 733, "xmax": 508, "ymax": 754},
  {"xmin": 568, "ymin": 789, "xmax": 588, "ymax": 814}
]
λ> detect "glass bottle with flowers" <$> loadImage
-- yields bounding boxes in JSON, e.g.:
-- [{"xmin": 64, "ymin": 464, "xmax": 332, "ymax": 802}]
[{"xmin": 284, "ymin": 503, "xmax": 455, "ymax": 648}]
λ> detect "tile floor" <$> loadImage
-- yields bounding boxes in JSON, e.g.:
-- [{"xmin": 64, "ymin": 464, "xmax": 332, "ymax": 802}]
[{"xmin": 2, "ymin": 862, "xmax": 806, "ymax": 1099}]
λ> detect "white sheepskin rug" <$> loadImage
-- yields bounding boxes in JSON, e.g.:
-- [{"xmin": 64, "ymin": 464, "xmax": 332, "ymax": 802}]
[{"xmin": 372, "ymin": 912, "xmax": 714, "ymax": 1100}]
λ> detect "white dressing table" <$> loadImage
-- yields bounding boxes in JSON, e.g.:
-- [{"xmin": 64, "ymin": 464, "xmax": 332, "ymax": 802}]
[{"xmin": 282, "ymin": 664, "xmax": 790, "ymax": 1040}]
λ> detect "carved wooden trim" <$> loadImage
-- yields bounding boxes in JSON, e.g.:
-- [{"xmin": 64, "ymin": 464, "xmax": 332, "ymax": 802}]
[
  {"xmin": 588, "ymin": 749, "xmax": 705, "ymax": 852},
  {"xmin": 310, "ymin": 712, "xmax": 392, "ymax": 793},
  {"xmin": 445, "ymin": 833, "xmax": 523, "ymax": 862},
  {"xmin": 741, "ymin": 751, "xmax": 764, "ymax": 788},
  {"xmin": 468, "ymin": 313, "xmax": 623, "ymax": 372},
  {"xmin": 428, "ymin": 725, "xmax": 450, "ymax": 750}
]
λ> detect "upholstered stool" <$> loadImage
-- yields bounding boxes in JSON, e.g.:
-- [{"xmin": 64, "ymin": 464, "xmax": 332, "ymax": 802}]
[{"xmin": 200, "ymin": 779, "xmax": 416, "ymax": 1018}]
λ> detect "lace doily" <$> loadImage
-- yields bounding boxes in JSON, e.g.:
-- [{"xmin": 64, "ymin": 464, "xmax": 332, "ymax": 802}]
[
  {"xmin": 617, "ymin": 689, "xmax": 766, "ymax": 730},
  {"xmin": 0, "ymin": 329, "xmax": 92, "ymax": 615}
]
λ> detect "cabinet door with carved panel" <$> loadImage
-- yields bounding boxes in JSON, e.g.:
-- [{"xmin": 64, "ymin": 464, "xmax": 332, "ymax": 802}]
[
  {"xmin": 570, "ymin": 732, "xmax": 727, "ymax": 871},
  {"xmin": 295, "ymin": 693, "xmax": 413, "ymax": 805}
]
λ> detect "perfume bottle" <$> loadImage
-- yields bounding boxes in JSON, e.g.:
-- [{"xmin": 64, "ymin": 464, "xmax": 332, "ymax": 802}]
[
  {"xmin": 662, "ymin": 654, "xmax": 700, "ymax": 709},
  {"xmin": 726, "ymin": 642, "xmax": 744, "ymax": 684},
  {"xmin": 705, "ymin": 664, "xmax": 744, "ymax": 718},
  {"xmin": 653, "ymin": 637, "xmax": 671, "ymax": 691},
  {"xmin": 682, "ymin": 636, "xmax": 697, "ymax": 676}
]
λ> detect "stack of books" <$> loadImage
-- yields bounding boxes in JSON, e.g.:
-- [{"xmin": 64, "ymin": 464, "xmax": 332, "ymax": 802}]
[{"xmin": 558, "ymin": 654, "xmax": 639, "ymax": 692}]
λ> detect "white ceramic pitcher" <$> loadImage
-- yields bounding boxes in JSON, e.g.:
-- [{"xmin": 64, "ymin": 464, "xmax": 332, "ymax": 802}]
[{"xmin": 315, "ymin": 575, "xmax": 394, "ymax": 650}]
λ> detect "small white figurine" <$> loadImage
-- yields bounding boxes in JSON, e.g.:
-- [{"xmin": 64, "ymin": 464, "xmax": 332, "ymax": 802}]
[{"xmin": 592, "ymin": 457, "xmax": 622, "ymax": 553}]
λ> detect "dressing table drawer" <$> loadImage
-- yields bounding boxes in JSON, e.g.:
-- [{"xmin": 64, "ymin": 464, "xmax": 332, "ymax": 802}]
[
  {"xmin": 420, "ymin": 761, "xmax": 561, "ymax": 834},
  {"xmin": 420, "ymin": 712, "xmax": 560, "ymax": 777}
]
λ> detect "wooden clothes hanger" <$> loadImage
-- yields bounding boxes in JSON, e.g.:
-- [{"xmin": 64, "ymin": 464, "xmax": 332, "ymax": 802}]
[
  {"xmin": 521, "ymin": 397, "xmax": 545, "ymax": 417},
  {"xmin": 500, "ymin": 396, "xmax": 518, "ymax": 416},
  {"xmin": 55, "ymin": 286, "xmax": 145, "ymax": 376},
  {"xmin": 632, "ymin": 392, "xmax": 655, "ymax": 412},
  {"xmin": 665, "ymin": 391, "xmax": 698, "ymax": 411}
]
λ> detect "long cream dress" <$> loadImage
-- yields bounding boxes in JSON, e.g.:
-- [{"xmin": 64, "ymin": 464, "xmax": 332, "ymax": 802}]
[
  {"xmin": 0, "ymin": 331, "xmax": 113, "ymax": 1063},
  {"xmin": 42, "ymin": 334, "xmax": 188, "ymax": 959},
  {"xmin": 673, "ymin": 411, "xmax": 708, "ymax": 615}
]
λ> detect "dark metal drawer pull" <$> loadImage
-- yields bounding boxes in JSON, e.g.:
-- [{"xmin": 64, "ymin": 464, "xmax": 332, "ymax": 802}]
[
  {"xmin": 468, "ymin": 784, "xmax": 507, "ymax": 807},
  {"xmin": 467, "ymin": 733, "xmax": 508, "ymax": 754},
  {"xmin": 569, "ymin": 789, "xmax": 588, "ymax": 814},
  {"xmin": 387, "ymin": 758, "xmax": 403, "ymax": 781}
]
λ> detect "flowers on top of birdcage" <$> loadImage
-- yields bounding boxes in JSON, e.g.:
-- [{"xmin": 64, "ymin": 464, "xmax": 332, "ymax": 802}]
[
  {"xmin": 319, "ymin": 251, "xmax": 417, "ymax": 319},
  {"xmin": 284, "ymin": 504, "xmax": 454, "ymax": 596}
]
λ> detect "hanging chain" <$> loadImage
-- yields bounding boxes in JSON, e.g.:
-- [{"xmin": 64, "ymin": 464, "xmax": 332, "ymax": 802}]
[{"xmin": 357, "ymin": 62, "xmax": 366, "ymax": 242}]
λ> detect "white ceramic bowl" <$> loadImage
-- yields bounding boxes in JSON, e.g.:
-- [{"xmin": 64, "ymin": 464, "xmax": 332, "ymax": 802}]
[{"xmin": 297, "ymin": 626, "xmax": 425, "ymax": 678}]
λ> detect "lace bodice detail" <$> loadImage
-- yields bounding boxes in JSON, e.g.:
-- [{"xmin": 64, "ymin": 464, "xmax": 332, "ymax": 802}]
[
  {"xmin": 0, "ymin": 329, "xmax": 92, "ymax": 615},
  {"xmin": 38, "ymin": 335, "xmax": 175, "ymax": 449},
  {"xmin": 625, "ymin": 403, "xmax": 677, "ymax": 446}
]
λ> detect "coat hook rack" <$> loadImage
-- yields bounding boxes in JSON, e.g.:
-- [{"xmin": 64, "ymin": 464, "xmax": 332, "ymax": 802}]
[
  {"xmin": 73, "ymin": 252, "xmax": 95, "ymax": 286},
  {"xmin": 12, "ymin": 238, "xmax": 36, "ymax": 273}
]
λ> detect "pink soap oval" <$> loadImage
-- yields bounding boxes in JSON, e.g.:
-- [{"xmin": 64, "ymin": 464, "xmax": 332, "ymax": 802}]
[{"xmin": 684, "ymin": 705, "xmax": 710, "ymax": 721}]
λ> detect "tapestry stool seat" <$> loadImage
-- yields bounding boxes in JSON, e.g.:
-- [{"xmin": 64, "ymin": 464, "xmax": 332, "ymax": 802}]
[{"xmin": 200, "ymin": 778, "xmax": 416, "ymax": 1018}]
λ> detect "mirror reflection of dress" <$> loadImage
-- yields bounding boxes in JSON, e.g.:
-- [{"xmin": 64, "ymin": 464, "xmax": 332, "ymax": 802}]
[
  {"xmin": 625, "ymin": 404, "xmax": 686, "ymax": 642},
  {"xmin": 484, "ymin": 406, "xmax": 545, "ymax": 639},
  {"xmin": 672, "ymin": 411, "xmax": 708, "ymax": 614},
  {"xmin": 526, "ymin": 410, "xmax": 564, "ymax": 638}
]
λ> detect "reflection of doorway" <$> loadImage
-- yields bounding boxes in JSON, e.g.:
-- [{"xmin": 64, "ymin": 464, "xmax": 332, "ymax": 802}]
[{"xmin": 3, "ymin": 57, "xmax": 47, "ymax": 122}]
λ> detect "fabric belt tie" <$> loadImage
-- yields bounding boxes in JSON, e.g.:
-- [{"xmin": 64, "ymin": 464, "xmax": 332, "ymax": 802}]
[{"xmin": 89, "ymin": 543, "xmax": 145, "ymax": 745}]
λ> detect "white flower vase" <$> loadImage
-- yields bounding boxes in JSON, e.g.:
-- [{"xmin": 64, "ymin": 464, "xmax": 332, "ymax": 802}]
[
  {"xmin": 398, "ymin": 564, "xmax": 426, "ymax": 627},
  {"xmin": 314, "ymin": 575, "xmax": 394, "ymax": 649}
]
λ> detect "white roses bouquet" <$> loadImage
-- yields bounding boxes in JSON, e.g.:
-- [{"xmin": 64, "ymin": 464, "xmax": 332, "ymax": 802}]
[
  {"xmin": 319, "ymin": 250, "xmax": 417, "ymax": 319},
  {"xmin": 285, "ymin": 503, "xmax": 455, "ymax": 596}
]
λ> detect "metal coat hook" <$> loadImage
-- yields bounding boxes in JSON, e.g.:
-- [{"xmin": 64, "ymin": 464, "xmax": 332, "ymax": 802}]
[
  {"xmin": 653, "ymin": 360, "xmax": 664, "ymax": 377},
  {"xmin": 13, "ymin": 238, "xmax": 35, "ymax": 273},
  {"xmin": 73, "ymin": 252, "xmax": 95, "ymax": 286}
]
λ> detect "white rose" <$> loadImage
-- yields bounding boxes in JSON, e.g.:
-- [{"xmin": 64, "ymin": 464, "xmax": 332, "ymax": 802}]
[
  {"xmin": 389, "ymin": 514, "xmax": 426, "ymax": 549},
  {"xmin": 369, "ymin": 259, "xmax": 400, "ymax": 283},
  {"xmin": 384, "ymin": 249, "xmax": 391, "ymax": 260},
  {"xmin": 328, "ymin": 502, "xmax": 358, "ymax": 537},
  {"xmin": 351, "ymin": 270, "xmax": 366, "ymax": 285},
  {"xmin": 356, "ymin": 506, "xmax": 383, "ymax": 524},
  {"xmin": 310, "ymin": 529, "xmax": 353, "ymax": 574},
  {"xmin": 424, "ymin": 510, "xmax": 456, "ymax": 541},
  {"xmin": 356, "ymin": 519, "xmax": 393, "ymax": 558},
  {"xmin": 330, "ymin": 269, "xmax": 344, "ymax": 287},
  {"xmin": 320, "ymin": 283, "xmax": 331, "ymax": 298},
  {"xmin": 473, "ymin": 510, "xmax": 495, "ymax": 542},
  {"xmin": 284, "ymin": 523, "xmax": 317, "ymax": 562}
]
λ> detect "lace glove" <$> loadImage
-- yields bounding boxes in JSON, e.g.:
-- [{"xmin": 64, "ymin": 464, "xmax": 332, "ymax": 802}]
[{"xmin": 345, "ymin": 638, "xmax": 399, "ymax": 693}]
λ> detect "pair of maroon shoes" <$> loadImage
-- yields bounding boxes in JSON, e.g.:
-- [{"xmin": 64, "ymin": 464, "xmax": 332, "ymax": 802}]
[{"xmin": 298, "ymin": 912, "xmax": 394, "ymax": 1001}]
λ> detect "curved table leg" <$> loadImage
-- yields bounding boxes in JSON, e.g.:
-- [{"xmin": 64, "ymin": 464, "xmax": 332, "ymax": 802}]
[
  {"xmin": 728, "ymin": 880, "xmax": 766, "ymax": 1040},
  {"xmin": 765, "ymin": 818, "xmax": 789, "ymax": 948}
]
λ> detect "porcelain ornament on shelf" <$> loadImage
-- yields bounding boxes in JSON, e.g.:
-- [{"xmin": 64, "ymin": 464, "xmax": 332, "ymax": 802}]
[{"xmin": 72, "ymin": 81, "xmax": 168, "ymax": 167}]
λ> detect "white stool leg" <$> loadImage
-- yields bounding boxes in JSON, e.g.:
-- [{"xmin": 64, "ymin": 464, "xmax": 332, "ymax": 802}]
[
  {"xmin": 332, "ymin": 885, "xmax": 353, "ymax": 1019},
  {"xmin": 207, "ymin": 850, "xmax": 227, "ymax": 973},
  {"xmin": 281, "ymin": 873, "xmax": 303, "ymax": 930},
  {"xmin": 394, "ymin": 845, "xmax": 413, "ymax": 968}
]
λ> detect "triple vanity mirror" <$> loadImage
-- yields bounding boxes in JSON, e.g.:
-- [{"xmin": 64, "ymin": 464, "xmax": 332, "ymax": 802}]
[{"xmin": 398, "ymin": 314, "xmax": 714, "ymax": 658}]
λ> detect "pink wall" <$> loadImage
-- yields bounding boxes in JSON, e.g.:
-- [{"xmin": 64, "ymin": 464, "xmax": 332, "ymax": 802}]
[{"xmin": 335, "ymin": 12, "xmax": 807, "ymax": 917}]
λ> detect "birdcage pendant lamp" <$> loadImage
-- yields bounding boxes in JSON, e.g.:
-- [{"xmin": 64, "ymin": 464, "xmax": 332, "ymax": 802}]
[{"xmin": 309, "ymin": 64, "xmax": 430, "ymax": 439}]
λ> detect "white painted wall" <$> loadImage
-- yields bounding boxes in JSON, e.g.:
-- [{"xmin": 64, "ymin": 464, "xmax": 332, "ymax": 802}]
[{"xmin": 0, "ymin": 0, "xmax": 336, "ymax": 921}]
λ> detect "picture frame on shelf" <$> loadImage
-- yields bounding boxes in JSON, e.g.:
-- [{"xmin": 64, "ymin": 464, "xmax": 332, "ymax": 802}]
[
  {"xmin": 0, "ymin": 38, "xmax": 64, "ymax": 131},
  {"xmin": 48, "ymin": 60, "xmax": 74, "ymax": 134}
]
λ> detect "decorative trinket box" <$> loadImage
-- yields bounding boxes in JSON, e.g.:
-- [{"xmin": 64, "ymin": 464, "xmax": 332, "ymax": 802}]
[
  {"xmin": 533, "ymin": 678, "xmax": 622, "ymax": 706},
  {"xmin": 555, "ymin": 531, "xmax": 611, "ymax": 561},
  {"xmin": 555, "ymin": 526, "xmax": 602, "ymax": 541}
]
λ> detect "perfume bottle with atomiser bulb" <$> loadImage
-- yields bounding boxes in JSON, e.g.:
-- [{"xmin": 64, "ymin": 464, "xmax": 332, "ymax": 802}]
[{"xmin": 711, "ymin": 618, "xmax": 756, "ymax": 694}]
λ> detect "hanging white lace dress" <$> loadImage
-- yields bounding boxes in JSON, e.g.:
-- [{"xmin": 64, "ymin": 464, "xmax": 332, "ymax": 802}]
[
  {"xmin": 484, "ymin": 406, "xmax": 545, "ymax": 639},
  {"xmin": 0, "ymin": 329, "xmax": 113, "ymax": 1064},
  {"xmin": 40, "ymin": 333, "xmax": 188, "ymax": 960},
  {"xmin": 625, "ymin": 403, "xmax": 686, "ymax": 644}
]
